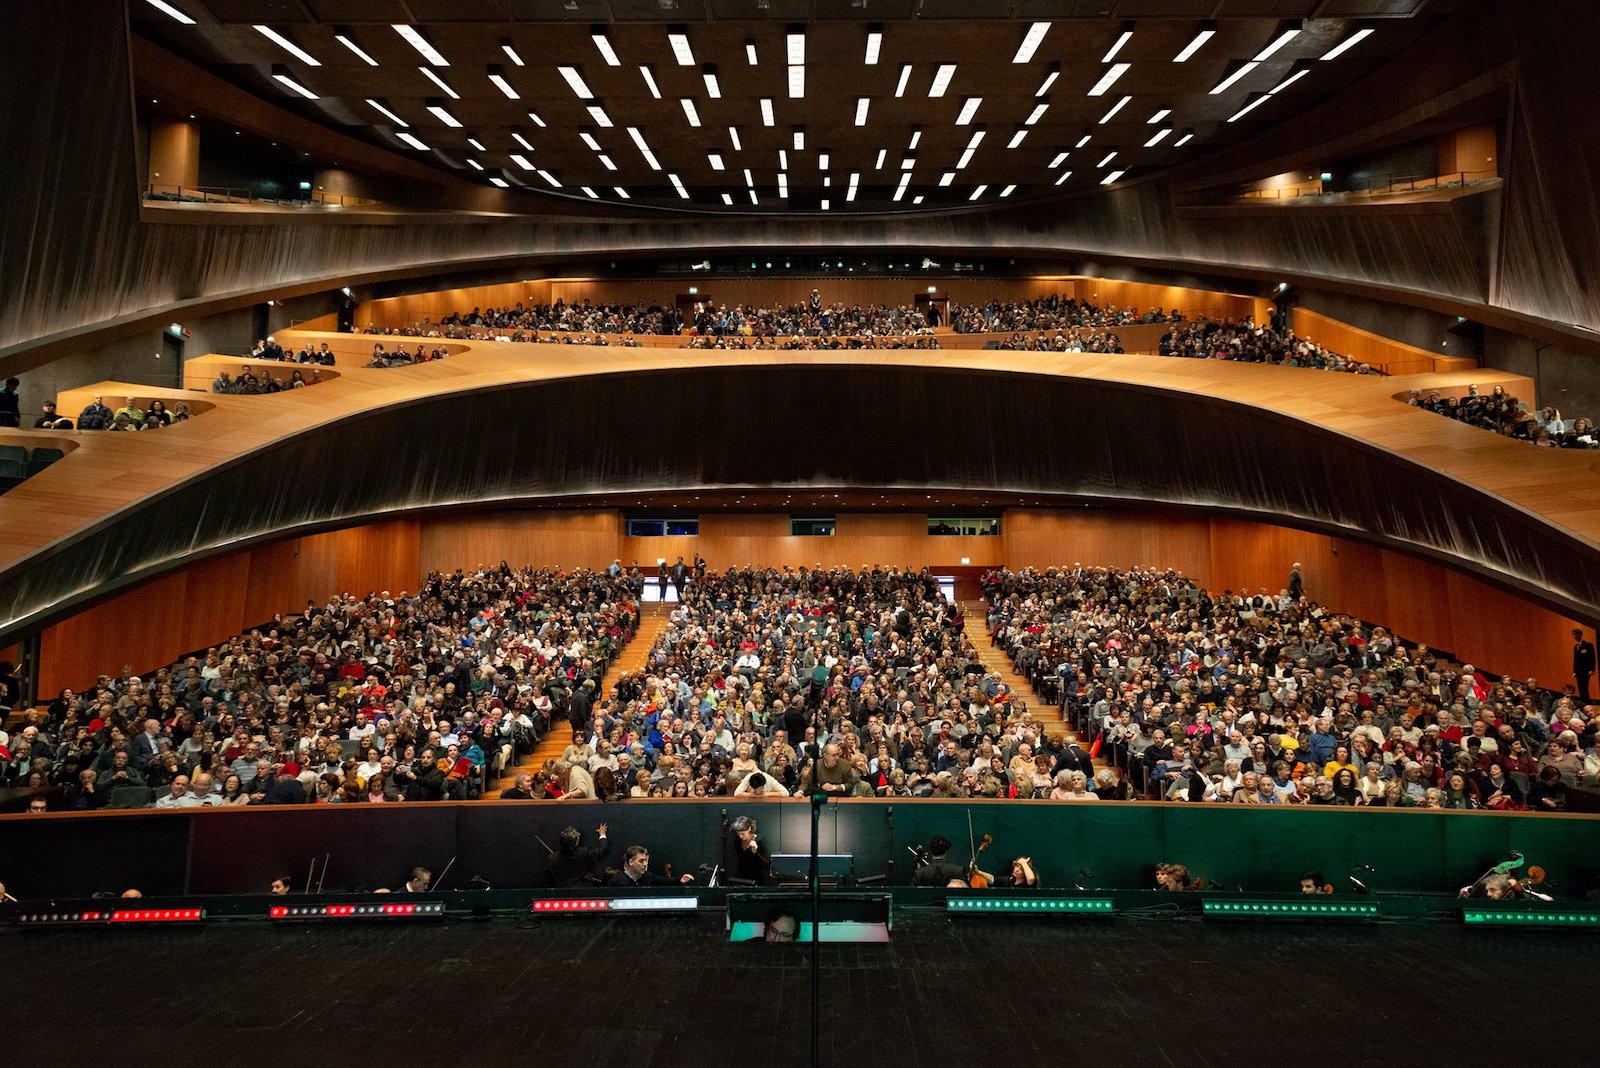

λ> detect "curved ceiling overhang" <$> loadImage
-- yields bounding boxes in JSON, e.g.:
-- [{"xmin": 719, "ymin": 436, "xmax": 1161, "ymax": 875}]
[{"xmin": 0, "ymin": 349, "xmax": 1596, "ymax": 642}]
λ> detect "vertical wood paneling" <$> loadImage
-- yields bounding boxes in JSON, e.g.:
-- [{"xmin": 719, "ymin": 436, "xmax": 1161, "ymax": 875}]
[{"xmin": 419, "ymin": 509, "xmax": 622, "ymax": 574}]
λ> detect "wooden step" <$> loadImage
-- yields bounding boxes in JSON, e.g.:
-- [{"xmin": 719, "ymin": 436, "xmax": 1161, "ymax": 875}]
[{"xmin": 487, "ymin": 603, "xmax": 669, "ymax": 793}]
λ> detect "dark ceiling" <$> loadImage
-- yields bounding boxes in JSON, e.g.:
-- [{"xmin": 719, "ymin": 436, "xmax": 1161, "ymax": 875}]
[{"xmin": 133, "ymin": 0, "xmax": 1456, "ymax": 214}]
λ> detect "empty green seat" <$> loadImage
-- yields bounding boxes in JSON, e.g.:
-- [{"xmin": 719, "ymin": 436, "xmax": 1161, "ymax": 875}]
[{"xmin": 30, "ymin": 447, "xmax": 64, "ymax": 465}]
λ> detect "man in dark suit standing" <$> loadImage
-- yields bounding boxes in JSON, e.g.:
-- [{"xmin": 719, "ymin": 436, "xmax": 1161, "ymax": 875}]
[
  {"xmin": 1574, "ymin": 629, "xmax": 1596, "ymax": 703},
  {"xmin": 1054, "ymin": 739, "xmax": 1096, "ymax": 782},
  {"xmin": 912, "ymin": 836, "xmax": 968, "ymax": 887}
]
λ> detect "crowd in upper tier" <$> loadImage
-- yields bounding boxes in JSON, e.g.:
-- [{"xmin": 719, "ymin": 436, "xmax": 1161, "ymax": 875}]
[
  {"xmin": 984, "ymin": 565, "xmax": 1597, "ymax": 810},
  {"xmin": 1407, "ymin": 385, "xmax": 1597, "ymax": 448},
  {"xmin": 948, "ymin": 296, "xmax": 1179, "ymax": 333},
  {"xmin": 0, "ymin": 567, "xmax": 638, "ymax": 808},
  {"xmin": 1158, "ymin": 319, "xmax": 1381, "ymax": 373}
]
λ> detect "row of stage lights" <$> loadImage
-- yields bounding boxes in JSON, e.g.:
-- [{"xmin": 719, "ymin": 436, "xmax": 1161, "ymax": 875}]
[{"xmin": 12, "ymin": 895, "xmax": 1600, "ymax": 928}]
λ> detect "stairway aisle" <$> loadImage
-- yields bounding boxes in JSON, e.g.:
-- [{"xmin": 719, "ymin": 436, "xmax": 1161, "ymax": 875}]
[
  {"xmin": 960, "ymin": 601, "xmax": 1074, "ymax": 742},
  {"xmin": 488, "ymin": 603, "xmax": 669, "ymax": 793}
]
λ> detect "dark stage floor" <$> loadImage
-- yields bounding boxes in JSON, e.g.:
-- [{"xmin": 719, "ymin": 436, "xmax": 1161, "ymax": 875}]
[{"xmin": 4, "ymin": 909, "xmax": 1586, "ymax": 1067}]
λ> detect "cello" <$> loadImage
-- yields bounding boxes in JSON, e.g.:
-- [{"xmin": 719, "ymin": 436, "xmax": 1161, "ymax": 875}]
[{"xmin": 966, "ymin": 812, "xmax": 994, "ymax": 889}]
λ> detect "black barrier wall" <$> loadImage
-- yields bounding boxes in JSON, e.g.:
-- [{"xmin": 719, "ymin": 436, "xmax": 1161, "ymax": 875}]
[{"xmin": 3, "ymin": 801, "xmax": 1600, "ymax": 900}]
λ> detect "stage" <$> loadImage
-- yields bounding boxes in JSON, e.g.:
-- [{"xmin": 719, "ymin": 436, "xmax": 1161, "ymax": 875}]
[{"xmin": 2, "ymin": 907, "xmax": 1583, "ymax": 1066}]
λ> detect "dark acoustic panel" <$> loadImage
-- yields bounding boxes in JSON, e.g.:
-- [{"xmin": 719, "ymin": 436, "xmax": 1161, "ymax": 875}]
[{"xmin": 0, "ymin": 364, "xmax": 1597, "ymax": 644}]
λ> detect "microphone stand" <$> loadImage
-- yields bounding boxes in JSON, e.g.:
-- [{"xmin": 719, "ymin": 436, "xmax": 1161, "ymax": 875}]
[{"xmin": 808, "ymin": 780, "xmax": 827, "ymax": 1068}]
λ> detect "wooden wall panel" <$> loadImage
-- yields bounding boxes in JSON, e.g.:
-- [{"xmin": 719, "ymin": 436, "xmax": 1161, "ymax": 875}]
[
  {"xmin": 241, "ymin": 538, "xmax": 301, "ymax": 622},
  {"xmin": 36, "ymin": 522, "xmax": 420, "ymax": 696},
  {"xmin": 1293, "ymin": 307, "xmax": 1488, "ymax": 376},
  {"xmin": 418, "ymin": 509, "xmax": 622, "ymax": 575}
]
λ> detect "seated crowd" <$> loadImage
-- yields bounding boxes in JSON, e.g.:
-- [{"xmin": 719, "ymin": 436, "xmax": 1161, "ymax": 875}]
[
  {"xmin": 242, "ymin": 337, "xmax": 338, "ymax": 366},
  {"xmin": 70, "ymin": 395, "xmax": 195, "ymax": 431},
  {"xmin": 522, "ymin": 565, "xmax": 1084, "ymax": 803},
  {"xmin": 365, "ymin": 343, "xmax": 454, "ymax": 368},
  {"xmin": 211, "ymin": 364, "xmax": 326, "ymax": 394},
  {"xmin": 686, "ymin": 335, "xmax": 943, "ymax": 351},
  {"xmin": 990, "ymin": 329, "xmax": 1126, "ymax": 353},
  {"xmin": 1158, "ymin": 318, "xmax": 1381, "ymax": 373},
  {"xmin": 374, "ymin": 300, "xmax": 683, "ymax": 339},
  {"xmin": 687, "ymin": 301, "xmax": 932, "ymax": 338},
  {"xmin": 984, "ymin": 565, "xmax": 1596, "ymax": 810},
  {"xmin": 0, "ymin": 566, "xmax": 639, "ymax": 809},
  {"xmin": 1407, "ymin": 385, "xmax": 1597, "ymax": 449},
  {"xmin": 949, "ymin": 296, "xmax": 1179, "ymax": 334}
]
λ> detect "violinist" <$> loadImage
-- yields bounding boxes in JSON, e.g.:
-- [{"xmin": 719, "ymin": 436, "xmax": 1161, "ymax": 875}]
[{"xmin": 912, "ymin": 835, "xmax": 968, "ymax": 887}]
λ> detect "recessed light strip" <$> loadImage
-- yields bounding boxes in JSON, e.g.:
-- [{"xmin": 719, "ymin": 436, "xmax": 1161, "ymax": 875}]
[
  {"xmin": 1013, "ymin": 22, "xmax": 1050, "ymax": 64},
  {"xmin": 145, "ymin": 0, "xmax": 195, "ymax": 25},
  {"xmin": 1174, "ymin": 24, "xmax": 1215, "ymax": 64},
  {"xmin": 1088, "ymin": 63, "xmax": 1129, "ymax": 97},
  {"xmin": 1103, "ymin": 24, "xmax": 1133, "ymax": 63},
  {"xmin": 366, "ymin": 99, "xmax": 407, "ymax": 127},
  {"xmin": 419, "ymin": 67, "xmax": 459, "ymax": 100},
  {"xmin": 1210, "ymin": 62, "xmax": 1259, "ymax": 95},
  {"xmin": 1322, "ymin": 24, "xmax": 1375, "ymax": 61},
  {"xmin": 335, "ymin": 33, "xmax": 379, "ymax": 67},
  {"xmin": 1097, "ymin": 95, "xmax": 1131, "ymax": 124},
  {"xmin": 255, "ymin": 25, "xmax": 320, "ymax": 66},
  {"xmin": 393, "ymin": 24, "xmax": 448, "ymax": 66}
]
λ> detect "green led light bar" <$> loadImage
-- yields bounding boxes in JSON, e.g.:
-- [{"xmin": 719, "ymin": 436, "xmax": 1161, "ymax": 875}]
[
  {"xmin": 946, "ymin": 896, "xmax": 1114, "ymax": 915},
  {"xmin": 1463, "ymin": 908, "xmax": 1600, "ymax": 927},
  {"xmin": 1203, "ymin": 899, "xmax": 1379, "ymax": 919}
]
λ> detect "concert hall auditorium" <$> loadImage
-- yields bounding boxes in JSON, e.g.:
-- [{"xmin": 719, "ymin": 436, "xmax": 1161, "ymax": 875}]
[{"xmin": 4, "ymin": 1, "xmax": 1599, "ymax": 1064}]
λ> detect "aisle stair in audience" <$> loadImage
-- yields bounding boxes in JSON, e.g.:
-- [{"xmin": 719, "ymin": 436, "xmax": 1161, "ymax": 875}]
[
  {"xmin": 960, "ymin": 602, "xmax": 1071, "ymax": 742},
  {"xmin": 491, "ymin": 603, "xmax": 669, "ymax": 793}
]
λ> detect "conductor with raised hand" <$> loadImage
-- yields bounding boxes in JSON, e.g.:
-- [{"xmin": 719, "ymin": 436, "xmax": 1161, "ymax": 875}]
[{"xmin": 546, "ymin": 823, "xmax": 609, "ymax": 888}]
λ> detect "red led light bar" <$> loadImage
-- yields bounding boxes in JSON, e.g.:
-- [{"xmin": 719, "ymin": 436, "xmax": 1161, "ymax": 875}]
[
  {"xmin": 530, "ymin": 898, "xmax": 613, "ymax": 913},
  {"xmin": 110, "ymin": 908, "xmax": 204, "ymax": 923},
  {"xmin": 267, "ymin": 902, "xmax": 445, "ymax": 920},
  {"xmin": 16, "ymin": 908, "xmax": 204, "ymax": 926},
  {"xmin": 528, "ymin": 896, "xmax": 699, "ymax": 914}
]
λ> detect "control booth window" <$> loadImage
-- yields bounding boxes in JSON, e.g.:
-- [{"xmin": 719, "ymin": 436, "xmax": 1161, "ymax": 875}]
[
  {"xmin": 928, "ymin": 516, "xmax": 1001, "ymax": 536},
  {"xmin": 627, "ymin": 517, "xmax": 700, "ymax": 537},
  {"xmin": 790, "ymin": 516, "xmax": 836, "ymax": 536}
]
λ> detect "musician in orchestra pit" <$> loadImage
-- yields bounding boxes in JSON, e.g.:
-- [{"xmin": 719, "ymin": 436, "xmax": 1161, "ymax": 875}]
[
  {"xmin": 1299, "ymin": 871, "xmax": 1327, "ymax": 895},
  {"xmin": 912, "ymin": 835, "xmax": 967, "ymax": 887},
  {"xmin": 1460, "ymin": 873, "xmax": 1514, "ymax": 899},
  {"xmin": 725, "ymin": 816, "xmax": 774, "ymax": 885},
  {"xmin": 606, "ymin": 845, "xmax": 694, "ymax": 887}
]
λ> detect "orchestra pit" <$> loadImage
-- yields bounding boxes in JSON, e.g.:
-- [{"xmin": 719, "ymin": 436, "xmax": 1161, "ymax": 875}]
[{"xmin": 3, "ymin": 3, "xmax": 1600, "ymax": 1065}]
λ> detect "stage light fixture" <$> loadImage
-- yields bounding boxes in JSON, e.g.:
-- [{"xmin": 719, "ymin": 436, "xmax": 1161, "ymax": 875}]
[
  {"xmin": 1203, "ymin": 900, "xmax": 1379, "ymax": 920},
  {"xmin": 269, "ymin": 902, "xmax": 444, "ymax": 921},
  {"xmin": 947, "ymin": 896, "xmax": 1114, "ymax": 915}
]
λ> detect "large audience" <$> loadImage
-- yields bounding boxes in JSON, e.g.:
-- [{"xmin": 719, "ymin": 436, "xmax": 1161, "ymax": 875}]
[
  {"xmin": 535, "ymin": 565, "xmax": 1065, "ymax": 802},
  {"xmin": 1159, "ymin": 319, "xmax": 1381, "ymax": 373},
  {"xmin": 0, "ymin": 567, "xmax": 639, "ymax": 808},
  {"xmin": 9, "ymin": 561, "xmax": 1595, "ymax": 813},
  {"xmin": 949, "ymin": 296, "xmax": 1179, "ymax": 334},
  {"xmin": 984, "ymin": 565, "xmax": 1597, "ymax": 810},
  {"xmin": 1408, "ymin": 386, "xmax": 1597, "ymax": 449}
]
